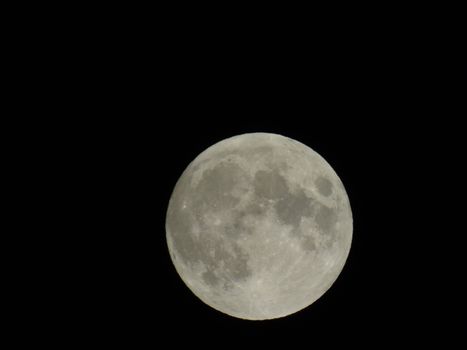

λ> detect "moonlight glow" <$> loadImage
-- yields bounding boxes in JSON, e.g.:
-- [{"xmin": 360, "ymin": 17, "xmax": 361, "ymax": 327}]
[{"xmin": 166, "ymin": 133, "xmax": 353, "ymax": 320}]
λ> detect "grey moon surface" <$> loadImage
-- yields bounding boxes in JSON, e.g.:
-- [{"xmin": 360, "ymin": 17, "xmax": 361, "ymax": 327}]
[{"xmin": 165, "ymin": 133, "xmax": 353, "ymax": 320}]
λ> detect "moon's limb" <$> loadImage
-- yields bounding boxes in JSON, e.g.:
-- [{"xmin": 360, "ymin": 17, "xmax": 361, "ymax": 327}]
[{"xmin": 166, "ymin": 133, "xmax": 353, "ymax": 320}]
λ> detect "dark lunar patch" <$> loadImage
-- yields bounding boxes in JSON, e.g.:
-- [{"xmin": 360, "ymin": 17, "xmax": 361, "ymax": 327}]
[
  {"xmin": 192, "ymin": 162, "xmax": 246, "ymax": 213},
  {"xmin": 224, "ymin": 223, "xmax": 240, "ymax": 238},
  {"xmin": 222, "ymin": 280, "xmax": 234, "ymax": 291},
  {"xmin": 224, "ymin": 209, "xmax": 256, "ymax": 238},
  {"xmin": 224, "ymin": 245, "xmax": 251, "ymax": 281},
  {"xmin": 315, "ymin": 205, "xmax": 337, "ymax": 233},
  {"xmin": 244, "ymin": 202, "xmax": 265, "ymax": 216},
  {"xmin": 253, "ymin": 170, "xmax": 288, "ymax": 200},
  {"xmin": 229, "ymin": 213, "xmax": 245, "ymax": 236},
  {"xmin": 301, "ymin": 235, "xmax": 316, "ymax": 252},
  {"xmin": 275, "ymin": 191, "xmax": 315, "ymax": 227},
  {"xmin": 202, "ymin": 269, "xmax": 219, "ymax": 286},
  {"xmin": 223, "ymin": 201, "xmax": 267, "ymax": 237},
  {"xmin": 315, "ymin": 176, "xmax": 333, "ymax": 197},
  {"xmin": 323, "ymin": 235, "xmax": 335, "ymax": 249}
]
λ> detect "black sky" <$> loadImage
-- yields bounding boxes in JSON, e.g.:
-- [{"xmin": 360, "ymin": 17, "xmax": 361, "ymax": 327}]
[{"xmin": 51, "ymin": 13, "xmax": 465, "ymax": 347}]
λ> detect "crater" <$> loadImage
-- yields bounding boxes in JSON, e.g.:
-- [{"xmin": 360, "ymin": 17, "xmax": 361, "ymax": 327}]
[
  {"xmin": 315, "ymin": 176, "xmax": 333, "ymax": 197},
  {"xmin": 253, "ymin": 169, "xmax": 288, "ymax": 200}
]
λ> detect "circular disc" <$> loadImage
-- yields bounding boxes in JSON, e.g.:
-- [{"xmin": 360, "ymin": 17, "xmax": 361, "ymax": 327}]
[{"xmin": 166, "ymin": 133, "xmax": 352, "ymax": 320}]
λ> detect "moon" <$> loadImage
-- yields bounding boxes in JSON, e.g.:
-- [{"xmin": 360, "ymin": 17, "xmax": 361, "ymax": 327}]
[{"xmin": 165, "ymin": 133, "xmax": 352, "ymax": 320}]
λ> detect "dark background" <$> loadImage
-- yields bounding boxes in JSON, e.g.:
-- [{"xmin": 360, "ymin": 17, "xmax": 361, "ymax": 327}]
[
  {"xmin": 24, "ymin": 8, "xmax": 464, "ymax": 346},
  {"xmin": 83, "ymin": 95, "xmax": 460, "ymax": 346}
]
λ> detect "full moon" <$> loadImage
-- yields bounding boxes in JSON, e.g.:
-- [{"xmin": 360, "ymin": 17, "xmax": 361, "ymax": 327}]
[{"xmin": 166, "ymin": 133, "xmax": 352, "ymax": 320}]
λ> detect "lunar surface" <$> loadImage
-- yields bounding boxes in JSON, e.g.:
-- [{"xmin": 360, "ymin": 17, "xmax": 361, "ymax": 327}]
[{"xmin": 166, "ymin": 133, "xmax": 352, "ymax": 320}]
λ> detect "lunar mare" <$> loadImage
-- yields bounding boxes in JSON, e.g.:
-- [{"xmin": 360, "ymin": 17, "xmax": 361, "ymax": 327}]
[{"xmin": 166, "ymin": 133, "xmax": 352, "ymax": 320}]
